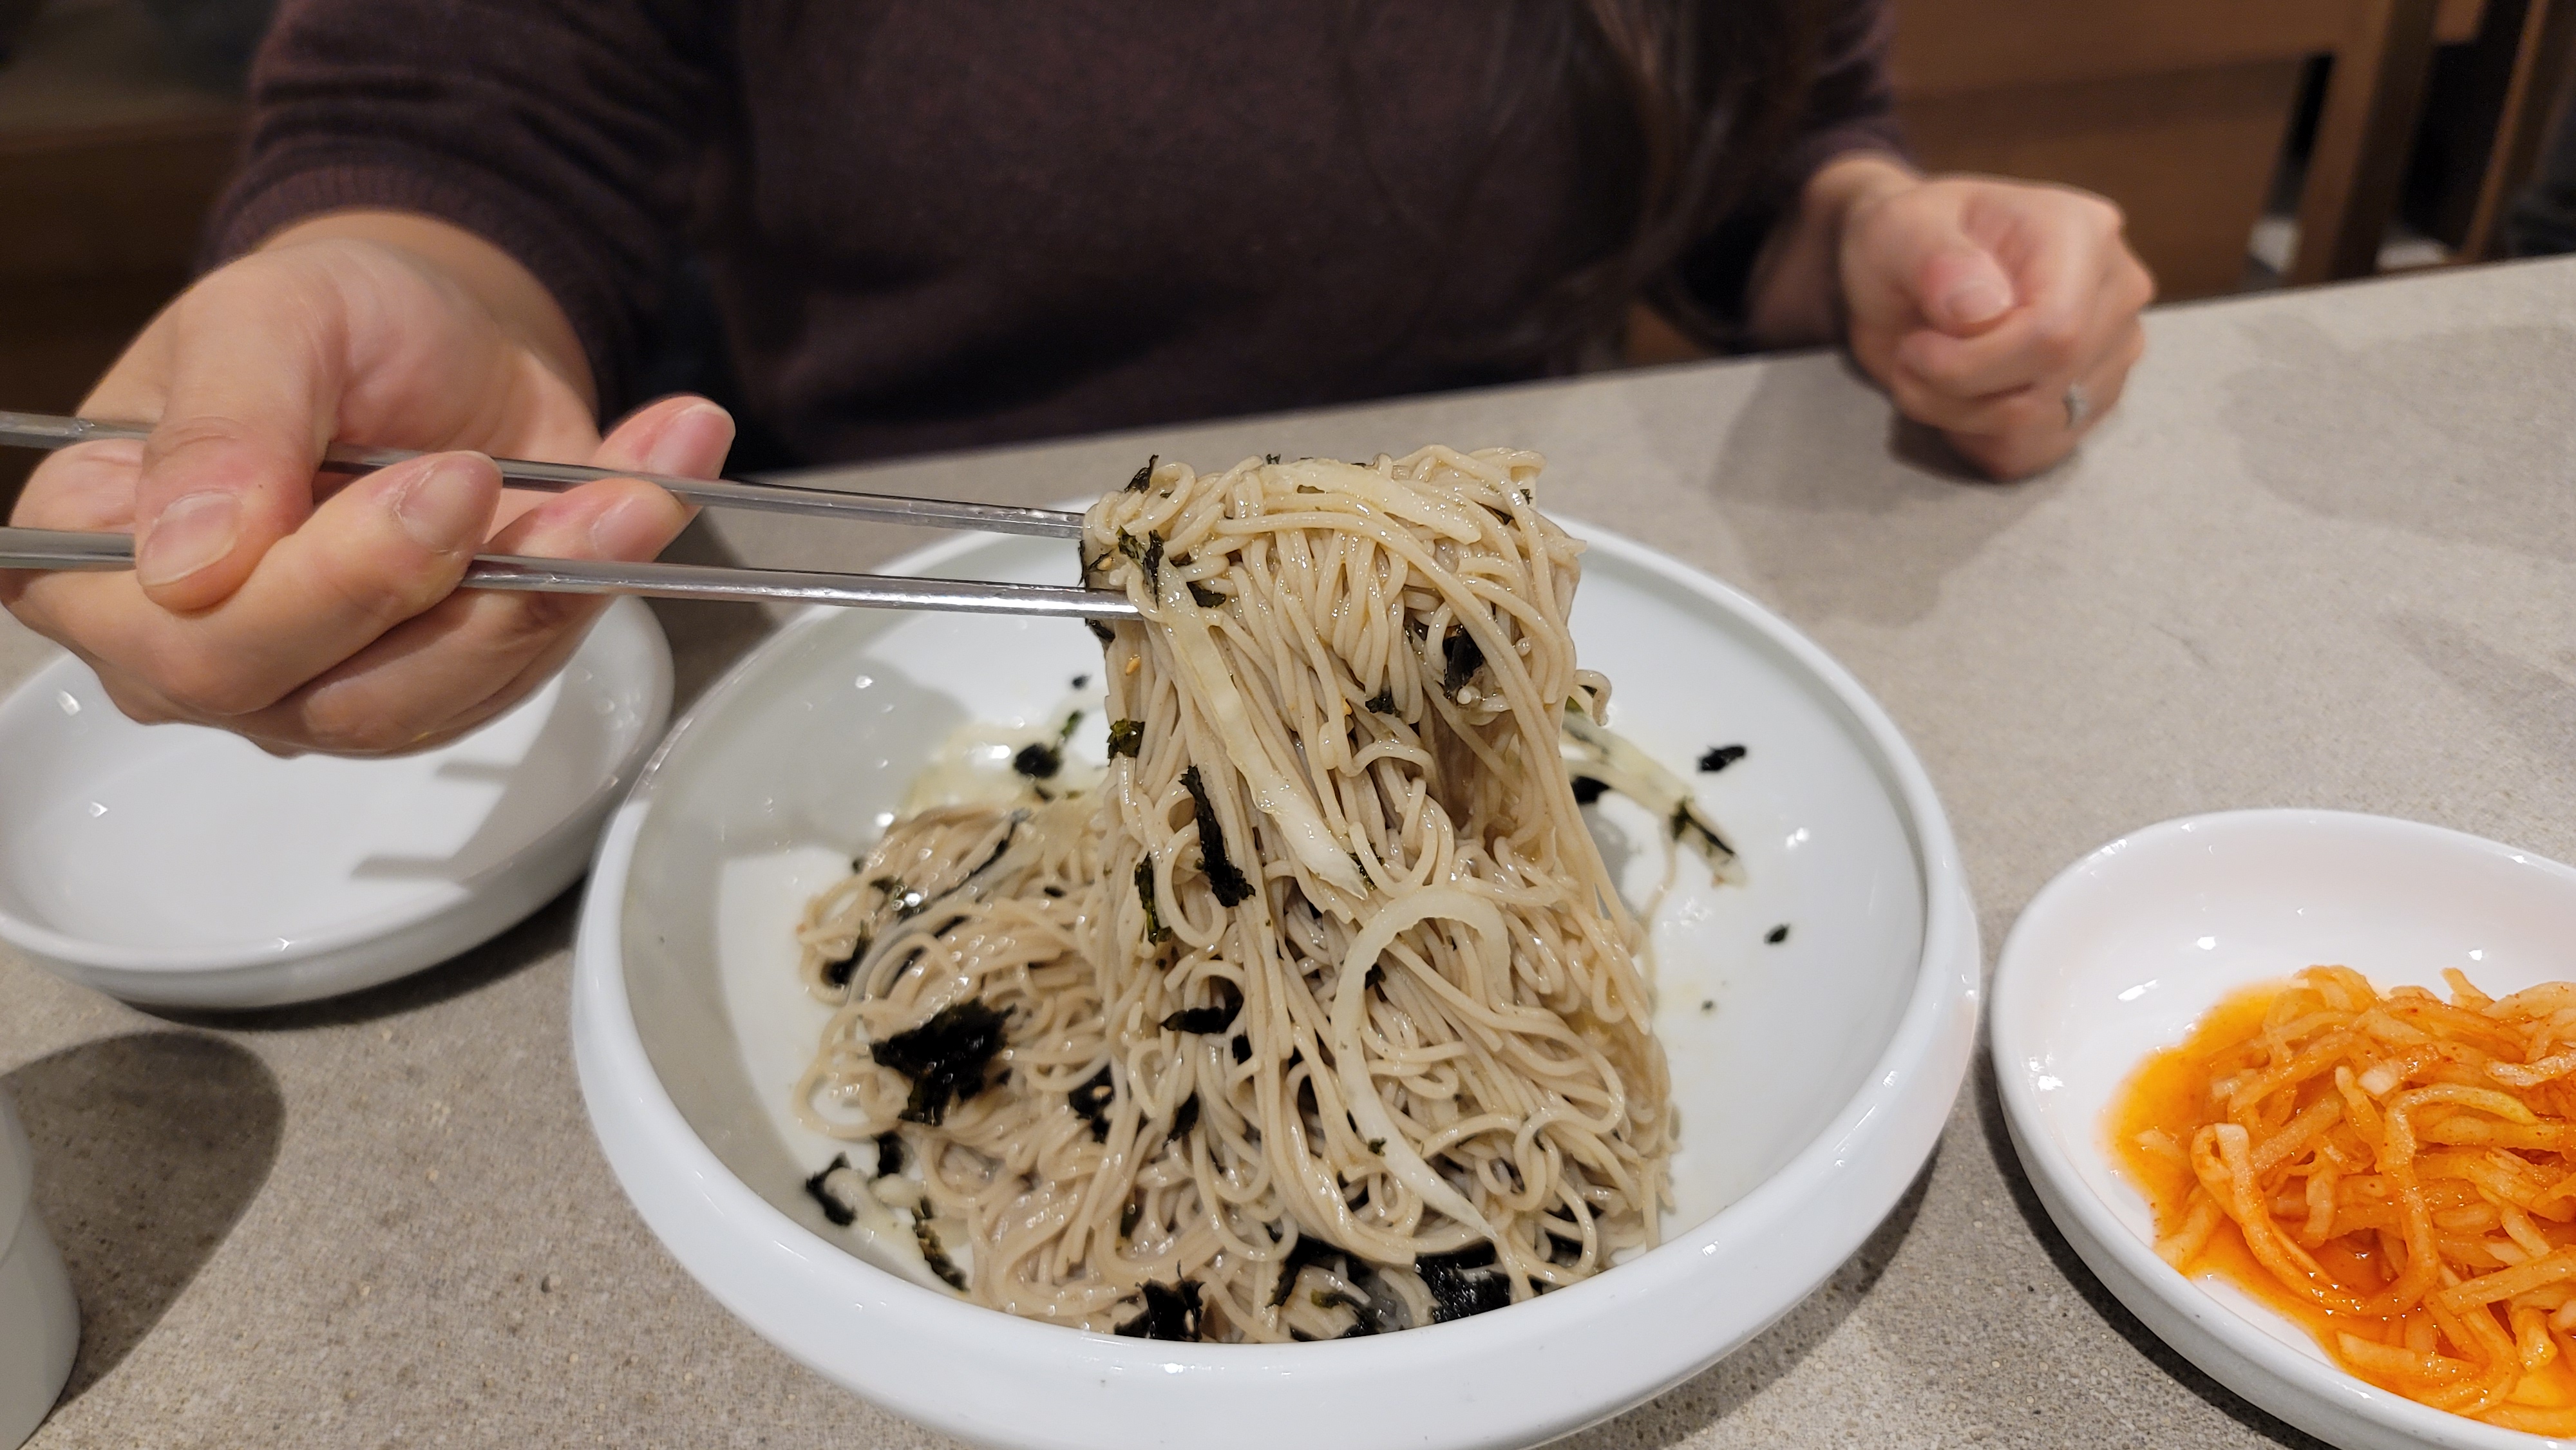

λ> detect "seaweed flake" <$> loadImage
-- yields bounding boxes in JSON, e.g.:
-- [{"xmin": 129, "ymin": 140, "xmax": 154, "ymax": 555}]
[
  {"xmin": 873, "ymin": 1131, "xmax": 905, "ymax": 1179},
  {"xmin": 802, "ymin": 1154, "xmax": 857, "ymax": 1227},
  {"xmin": 1442, "ymin": 628, "xmax": 1485, "ymax": 695},
  {"xmin": 821, "ymin": 934, "xmax": 869, "ymax": 989},
  {"xmin": 881, "ymin": 944, "xmax": 925, "ymax": 986},
  {"xmin": 1068, "ymin": 1065, "xmax": 1115, "ymax": 1142},
  {"xmin": 1114, "ymin": 1281, "xmax": 1204, "ymax": 1341},
  {"xmin": 1125, "ymin": 454, "xmax": 1159, "ymax": 493},
  {"xmin": 1180, "ymin": 766, "xmax": 1255, "ymax": 906},
  {"xmin": 1264, "ymin": 453, "xmax": 1281, "ymax": 464},
  {"xmin": 1269, "ymin": 1235, "xmax": 1347, "ymax": 1306},
  {"xmin": 1086, "ymin": 618, "xmax": 1115, "ymax": 643},
  {"xmin": 1697, "ymin": 744, "xmax": 1748, "ymax": 773},
  {"xmin": 1312, "ymin": 1288, "xmax": 1376, "ymax": 1335},
  {"xmin": 1160, "ymin": 980, "xmax": 1243, "ymax": 1035},
  {"xmin": 1107, "ymin": 719, "xmax": 1144, "ymax": 757},
  {"xmin": 1231, "ymin": 1034, "xmax": 1252, "ymax": 1064},
  {"xmin": 871, "ymin": 1001, "xmax": 1010, "ymax": 1125},
  {"xmin": 1072, "ymin": 673, "xmax": 1090, "ymax": 688},
  {"xmin": 915, "ymin": 1220, "xmax": 969, "ymax": 1291},
  {"xmin": 1188, "ymin": 580, "xmax": 1226, "ymax": 608},
  {"xmin": 1012, "ymin": 742, "xmax": 1063, "ymax": 779},
  {"xmin": 1766, "ymin": 924, "xmax": 1790, "ymax": 945},
  {"xmin": 1363, "ymin": 688, "xmax": 1395, "ymax": 715},
  {"xmin": 1570, "ymin": 776, "xmax": 1607, "ymax": 806},
  {"xmin": 1671, "ymin": 802, "xmax": 1735, "ymax": 860},
  {"xmin": 1117, "ymin": 531, "xmax": 1165, "ymax": 592},
  {"xmin": 1135, "ymin": 858, "xmax": 1171, "ymax": 943},
  {"xmin": 1167, "ymin": 1093, "xmax": 1200, "ymax": 1143},
  {"xmin": 1418, "ymin": 1243, "xmax": 1511, "ymax": 1322},
  {"xmin": 1042, "ymin": 885, "xmax": 1065, "ymax": 898}
]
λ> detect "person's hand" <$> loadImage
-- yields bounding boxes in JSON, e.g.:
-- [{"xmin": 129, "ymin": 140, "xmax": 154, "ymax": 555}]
[
  {"xmin": 1, "ymin": 221, "xmax": 732, "ymax": 755},
  {"xmin": 1840, "ymin": 173, "xmax": 2154, "ymax": 480}
]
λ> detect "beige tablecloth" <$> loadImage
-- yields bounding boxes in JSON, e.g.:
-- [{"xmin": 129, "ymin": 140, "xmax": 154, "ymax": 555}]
[{"xmin": 6, "ymin": 257, "xmax": 2572, "ymax": 1449}]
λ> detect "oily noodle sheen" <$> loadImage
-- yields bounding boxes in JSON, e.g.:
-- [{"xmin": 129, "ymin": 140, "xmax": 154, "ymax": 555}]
[
  {"xmin": 791, "ymin": 448, "xmax": 1672, "ymax": 1342},
  {"xmin": 2115, "ymin": 967, "xmax": 2576, "ymax": 1433}
]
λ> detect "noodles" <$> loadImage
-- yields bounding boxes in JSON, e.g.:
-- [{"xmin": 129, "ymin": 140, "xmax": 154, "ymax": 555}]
[
  {"xmin": 2112, "ymin": 967, "xmax": 2576, "ymax": 1428},
  {"xmin": 791, "ymin": 449, "xmax": 1674, "ymax": 1341}
]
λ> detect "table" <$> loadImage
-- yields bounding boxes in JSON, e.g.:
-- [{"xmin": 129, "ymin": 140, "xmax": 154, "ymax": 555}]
[{"xmin": 6, "ymin": 256, "xmax": 2573, "ymax": 1449}]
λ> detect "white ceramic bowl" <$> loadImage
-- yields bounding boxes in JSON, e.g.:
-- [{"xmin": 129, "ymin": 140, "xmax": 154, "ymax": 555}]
[
  {"xmin": 573, "ymin": 522, "xmax": 1980, "ymax": 1450},
  {"xmin": 0, "ymin": 1088, "xmax": 76, "ymax": 1450},
  {"xmin": 1992, "ymin": 809, "xmax": 2576, "ymax": 1450},
  {"xmin": 0, "ymin": 599, "xmax": 671, "ymax": 1009}
]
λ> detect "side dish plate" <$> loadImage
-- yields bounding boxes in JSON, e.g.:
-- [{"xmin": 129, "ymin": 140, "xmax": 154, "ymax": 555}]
[
  {"xmin": 0, "ymin": 598, "xmax": 670, "ymax": 1008},
  {"xmin": 1992, "ymin": 809, "xmax": 2576, "ymax": 1450}
]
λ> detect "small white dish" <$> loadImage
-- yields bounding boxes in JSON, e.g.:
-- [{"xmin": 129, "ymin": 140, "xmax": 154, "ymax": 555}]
[
  {"xmin": 0, "ymin": 1088, "xmax": 76, "ymax": 1450},
  {"xmin": 0, "ymin": 599, "xmax": 671, "ymax": 1009},
  {"xmin": 573, "ymin": 518, "xmax": 1981, "ymax": 1450},
  {"xmin": 1992, "ymin": 808, "xmax": 2576, "ymax": 1450}
]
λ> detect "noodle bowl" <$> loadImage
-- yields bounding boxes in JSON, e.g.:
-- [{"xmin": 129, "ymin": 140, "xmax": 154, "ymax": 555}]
[{"xmin": 789, "ymin": 449, "xmax": 1672, "ymax": 1340}]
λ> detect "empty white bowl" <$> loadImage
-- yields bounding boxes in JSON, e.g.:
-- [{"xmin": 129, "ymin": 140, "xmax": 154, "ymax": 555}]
[
  {"xmin": 0, "ymin": 599, "xmax": 672, "ymax": 1009},
  {"xmin": 1993, "ymin": 809, "xmax": 2576, "ymax": 1450},
  {"xmin": 573, "ymin": 520, "xmax": 1980, "ymax": 1450},
  {"xmin": 0, "ymin": 1088, "xmax": 76, "ymax": 1450}
]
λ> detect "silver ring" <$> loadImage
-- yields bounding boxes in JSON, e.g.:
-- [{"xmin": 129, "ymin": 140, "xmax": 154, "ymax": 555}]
[{"xmin": 2063, "ymin": 382, "xmax": 2092, "ymax": 429}]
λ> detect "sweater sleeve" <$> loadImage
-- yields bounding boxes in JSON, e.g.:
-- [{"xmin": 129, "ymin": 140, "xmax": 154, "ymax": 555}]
[
  {"xmin": 1671, "ymin": 0, "xmax": 1906, "ymax": 346},
  {"xmin": 208, "ymin": 0, "xmax": 727, "ymax": 412}
]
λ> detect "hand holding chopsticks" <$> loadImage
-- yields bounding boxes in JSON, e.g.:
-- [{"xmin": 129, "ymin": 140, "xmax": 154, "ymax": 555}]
[
  {"xmin": 0, "ymin": 389, "xmax": 1127, "ymax": 757},
  {"xmin": 0, "ymin": 411, "xmax": 1133, "ymax": 621}
]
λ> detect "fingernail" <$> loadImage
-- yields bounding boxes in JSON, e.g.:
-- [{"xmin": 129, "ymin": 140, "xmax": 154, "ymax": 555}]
[
  {"xmin": 590, "ymin": 494, "xmax": 674, "ymax": 559},
  {"xmin": 391, "ymin": 454, "xmax": 493, "ymax": 552},
  {"xmin": 643, "ymin": 402, "xmax": 734, "ymax": 476},
  {"xmin": 137, "ymin": 491, "xmax": 242, "ymax": 587},
  {"xmin": 1942, "ymin": 276, "xmax": 2011, "ymax": 327}
]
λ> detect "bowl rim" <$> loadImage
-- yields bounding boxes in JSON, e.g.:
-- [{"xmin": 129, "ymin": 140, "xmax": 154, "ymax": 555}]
[
  {"xmin": 1989, "ymin": 806, "xmax": 2576, "ymax": 1450},
  {"xmin": 573, "ymin": 516, "xmax": 1982, "ymax": 1447},
  {"xmin": 0, "ymin": 598, "xmax": 672, "ymax": 975}
]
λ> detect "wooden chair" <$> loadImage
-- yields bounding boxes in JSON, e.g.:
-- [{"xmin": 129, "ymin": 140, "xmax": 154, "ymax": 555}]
[
  {"xmin": 2454, "ymin": 0, "xmax": 2576, "ymax": 259},
  {"xmin": 1889, "ymin": 0, "xmax": 2485, "ymax": 297}
]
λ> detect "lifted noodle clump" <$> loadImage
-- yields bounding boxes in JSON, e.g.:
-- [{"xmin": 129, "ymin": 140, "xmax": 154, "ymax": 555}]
[{"xmin": 793, "ymin": 448, "xmax": 1672, "ymax": 1341}]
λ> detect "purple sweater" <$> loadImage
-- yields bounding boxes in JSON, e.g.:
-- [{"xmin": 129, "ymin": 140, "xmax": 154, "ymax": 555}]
[{"xmin": 213, "ymin": 1, "xmax": 1899, "ymax": 465}]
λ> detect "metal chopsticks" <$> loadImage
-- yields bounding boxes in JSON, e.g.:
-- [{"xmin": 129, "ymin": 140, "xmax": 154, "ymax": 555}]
[
  {"xmin": 0, "ymin": 526, "xmax": 1137, "ymax": 619},
  {"xmin": 0, "ymin": 411, "xmax": 1087, "ymax": 539},
  {"xmin": 0, "ymin": 411, "xmax": 1139, "ymax": 620}
]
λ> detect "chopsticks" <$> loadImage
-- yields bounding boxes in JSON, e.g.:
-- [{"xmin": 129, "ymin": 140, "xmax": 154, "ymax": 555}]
[
  {"xmin": 1, "ymin": 412, "xmax": 1088, "ymax": 539},
  {"xmin": 0, "ymin": 411, "xmax": 1139, "ymax": 620},
  {"xmin": 0, "ymin": 526, "xmax": 1137, "ymax": 619}
]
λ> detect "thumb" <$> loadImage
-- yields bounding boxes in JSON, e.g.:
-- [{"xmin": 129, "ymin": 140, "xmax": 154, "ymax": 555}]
[
  {"xmin": 1909, "ymin": 236, "xmax": 2015, "ymax": 335},
  {"xmin": 130, "ymin": 275, "xmax": 336, "ymax": 612}
]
